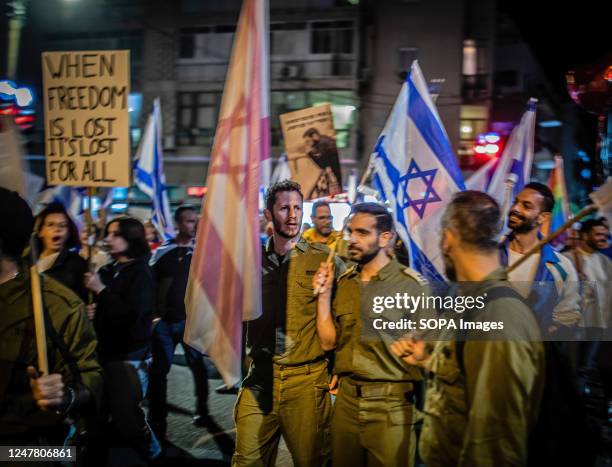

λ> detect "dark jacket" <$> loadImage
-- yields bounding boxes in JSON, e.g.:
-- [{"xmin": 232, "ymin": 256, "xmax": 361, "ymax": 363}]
[
  {"xmin": 94, "ymin": 259, "xmax": 155, "ymax": 360},
  {"xmin": 0, "ymin": 266, "xmax": 102, "ymax": 440},
  {"xmin": 149, "ymin": 239, "xmax": 193, "ymax": 323},
  {"xmin": 43, "ymin": 248, "xmax": 88, "ymax": 303}
]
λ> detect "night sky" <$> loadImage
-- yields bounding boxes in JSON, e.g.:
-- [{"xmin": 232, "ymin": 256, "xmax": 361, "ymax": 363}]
[{"xmin": 501, "ymin": 0, "xmax": 609, "ymax": 96}]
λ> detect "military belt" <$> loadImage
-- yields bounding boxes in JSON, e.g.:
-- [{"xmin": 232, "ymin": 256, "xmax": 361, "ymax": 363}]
[{"xmin": 341, "ymin": 376, "xmax": 414, "ymax": 400}]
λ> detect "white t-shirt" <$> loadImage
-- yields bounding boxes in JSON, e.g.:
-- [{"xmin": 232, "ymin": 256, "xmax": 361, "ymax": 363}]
[
  {"xmin": 508, "ymin": 249, "xmax": 541, "ymax": 298},
  {"xmin": 564, "ymin": 249, "xmax": 612, "ymax": 328}
]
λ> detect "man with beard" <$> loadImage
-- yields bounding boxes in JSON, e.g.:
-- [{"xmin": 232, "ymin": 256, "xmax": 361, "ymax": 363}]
[
  {"xmin": 391, "ymin": 191, "xmax": 545, "ymax": 466},
  {"xmin": 313, "ymin": 202, "xmax": 429, "ymax": 467},
  {"xmin": 501, "ymin": 182, "xmax": 580, "ymax": 334},
  {"xmin": 233, "ymin": 181, "xmax": 345, "ymax": 467},
  {"xmin": 564, "ymin": 218, "xmax": 612, "ymax": 333},
  {"xmin": 302, "ymin": 201, "xmax": 348, "ymax": 258}
]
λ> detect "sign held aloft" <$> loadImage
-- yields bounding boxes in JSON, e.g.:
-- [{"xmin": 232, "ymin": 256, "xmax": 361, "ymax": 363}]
[
  {"xmin": 280, "ymin": 104, "xmax": 342, "ymax": 199},
  {"xmin": 42, "ymin": 50, "xmax": 130, "ymax": 187}
]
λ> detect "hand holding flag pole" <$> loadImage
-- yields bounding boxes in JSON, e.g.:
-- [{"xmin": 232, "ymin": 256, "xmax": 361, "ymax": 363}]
[
  {"xmin": 313, "ymin": 217, "xmax": 351, "ymax": 295},
  {"xmin": 507, "ymin": 178, "xmax": 612, "ymax": 273}
]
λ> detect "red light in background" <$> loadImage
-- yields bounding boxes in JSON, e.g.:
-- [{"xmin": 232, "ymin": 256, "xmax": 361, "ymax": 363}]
[
  {"xmin": 187, "ymin": 186, "xmax": 207, "ymax": 197},
  {"xmin": 0, "ymin": 105, "xmax": 18, "ymax": 115}
]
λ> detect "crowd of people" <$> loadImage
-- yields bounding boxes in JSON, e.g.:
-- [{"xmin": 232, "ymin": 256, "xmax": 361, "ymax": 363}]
[{"xmin": 0, "ymin": 179, "xmax": 611, "ymax": 466}]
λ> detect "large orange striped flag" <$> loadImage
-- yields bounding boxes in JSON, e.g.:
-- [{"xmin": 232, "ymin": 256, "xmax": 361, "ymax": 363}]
[{"xmin": 184, "ymin": 0, "xmax": 269, "ymax": 386}]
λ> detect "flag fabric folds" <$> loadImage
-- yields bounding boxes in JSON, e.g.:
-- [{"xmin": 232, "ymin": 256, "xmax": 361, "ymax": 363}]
[
  {"xmin": 484, "ymin": 98, "xmax": 537, "ymax": 210},
  {"xmin": 184, "ymin": 0, "xmax": 270, "ymax": 386},
  {"xmin": 371, "ymin": 60, "xmax": 465, "ymax": 281},
  {"xmin": 270, "ymin": 153, "xmax": 292, "ymax": 184},
  {"xmin": 134, "ymin": 98, "xmax": 175, "ymax": 240}
]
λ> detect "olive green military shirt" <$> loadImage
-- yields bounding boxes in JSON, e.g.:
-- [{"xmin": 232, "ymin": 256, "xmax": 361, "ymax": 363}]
[
  {"xmin": 419, "ymin": 268, "xmax": 545, "ymax": 467},
  {"xmin": 0, "ymin": 267, "xmax": 103, "ymax": 436},
  {"xmin": 246, "ymin": 237, "xmax": 346, "ymax": 368},
  {"xmin": 333, "ymin": 258, "xmax": 429, "ymax": 382}
]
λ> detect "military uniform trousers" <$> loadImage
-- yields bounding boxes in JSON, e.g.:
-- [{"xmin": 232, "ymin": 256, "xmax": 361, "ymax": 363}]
[
  {"xmin": 331, "ymin": 377, "xmax": 416, "ymax": 467},
  {"xmin": 232, "ymin": 359, "xmax": 331, "ymax": 467}
]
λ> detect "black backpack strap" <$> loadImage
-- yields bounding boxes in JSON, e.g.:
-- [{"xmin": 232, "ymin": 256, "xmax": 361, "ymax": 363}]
[{"xmin": 455, "ymin": 286, "xmax": 526, "ymax": 374}]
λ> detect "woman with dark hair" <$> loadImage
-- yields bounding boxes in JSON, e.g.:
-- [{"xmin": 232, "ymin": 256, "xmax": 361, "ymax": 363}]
[
  {"xmin": 36, "ymin": 202, "xmax": 88, "ymax": 301},
  {"xmin": 84, "ymin": 216, "xmax": 160, "ymax": 461}
]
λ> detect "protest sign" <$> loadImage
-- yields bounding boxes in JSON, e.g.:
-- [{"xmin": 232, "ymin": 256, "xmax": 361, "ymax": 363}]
[
  {"xmin": 42, "ymin": 50, "xmax": 130, "ymax": 187},
  {"xmin": 279, "ymin": 104, "xmax": 342, "ymax": 199}
]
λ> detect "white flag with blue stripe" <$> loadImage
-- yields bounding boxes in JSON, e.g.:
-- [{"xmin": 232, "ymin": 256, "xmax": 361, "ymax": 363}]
[
  {"xmin": 135, "ymin": 98, "xmax": 175, "ymax": 240},
  {"xmin": 371, "ymin": 61, "xmax": 465, "ymax": 281},
  {"xmin": 483, "ymin": 98, "xmax": 537, "ymax": 207}
]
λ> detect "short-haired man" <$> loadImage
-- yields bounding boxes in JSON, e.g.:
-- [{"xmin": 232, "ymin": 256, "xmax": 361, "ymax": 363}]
[
  {"xmin": 149, "ymin": 205, "xmax": 210, "ymax": 439},
  {"xmin": 501, "ymin": 182, "xmax": 580, "ymax": 333},
  {"xmin": 564, "ymin": 218, "xmax": 612, "ymax": 332},
  {"xmin": 302, "ymin": 201, "xmax": 347, "ymax": 257},
  {"xmin": 391, "ymin": 191, "xmax": 545, "ymax": 466},
  {"xmin": 314, "ymin": 202, "xmax": 429, "ymax": 467},
  {"xmin": 233, "ymin": 181, "xmax": 345, "ymax": 467}
]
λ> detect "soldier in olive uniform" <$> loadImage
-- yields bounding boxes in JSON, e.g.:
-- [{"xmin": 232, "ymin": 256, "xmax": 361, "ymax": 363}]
[
  {"xmin": 232, "ymin": 181, "xmax": 345, "ymax": 467},
  {"xmin": 314, "ymin": 202, "xmax": 429, "ymax": 467},
  {"xmin": 391, "ymin": 191, "xmax": 545, "ymax": 466},
  {"xmin": 0, "ymin": 188, "xmax": 103, "ymax": 449}
]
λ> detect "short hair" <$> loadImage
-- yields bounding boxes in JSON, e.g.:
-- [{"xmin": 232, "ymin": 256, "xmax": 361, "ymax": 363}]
[
  {"xmin": 350, "ymin": 202, "xmax": 394, "ymax": 233},
  {"xmin": 35, "ymin": 202, "xmax": 81, "ymax": 252},
  {"xmin": 265, "ymin": 180, "xmax": 303, "ymax": 212},
  {"xmin": 580, "ymin": 218, "xmax": 606, "ymax": 235},
  {"xmin": 524, "ymin": 182, "xmax": 554, "ymax": 213},
  {"xmin": 104, "ymin": 217, "xmax": 150, "ymax": 259},
  {"xmin": 311, "ymin": 200, "xmax": 330, "ymax": 217},
  {"xmin": 303, "ymin": 128, "xmax": 320, "ymax": 138},
  {"xmin": 441, "ymin": 191, "xmax": 501, "ymax": 251},
  {"xmin": 174, "ymin": 205, "xmax": 196, "ymax": 224}
]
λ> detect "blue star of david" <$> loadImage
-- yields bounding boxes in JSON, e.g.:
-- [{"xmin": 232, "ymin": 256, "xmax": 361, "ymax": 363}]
[{"xmin": 397, "ymin": 159, "xmax": 441, "ymax": 219}]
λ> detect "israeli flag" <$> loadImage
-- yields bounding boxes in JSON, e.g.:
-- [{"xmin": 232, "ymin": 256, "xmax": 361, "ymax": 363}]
[
  {"xmin": 135, "ymin": 98, "xmax": 175, "ymax": 240},
  {"xmin": 485, "ymin": 98, "xmax": 537, "ymax": 208},
  {"xmin": 372, "ymin": 61, "xmax": 465, "ymax": 281}
]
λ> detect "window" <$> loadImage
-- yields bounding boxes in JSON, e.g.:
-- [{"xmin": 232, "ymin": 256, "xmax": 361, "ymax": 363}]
[
  {"xmin": 271, "ymin": 22, "xmax": 307, "ymax": 56},
  {"xmin": 179, "ymin": 26, "xmax": 235, "ymax": 60},
  {"xmin": 459, "ymin": 118, "xmax": 487, "ymax": 142},
  {"xmin": 176, "ymin": 92, "xmax": 221, "ymax": 147},
  {"xmin": 310, "ymin": 21, "xmax": 354, "ymax": 54},
  {"xmin": 397, "ymin": 47, "xmax": 418, "ymax": 76}
]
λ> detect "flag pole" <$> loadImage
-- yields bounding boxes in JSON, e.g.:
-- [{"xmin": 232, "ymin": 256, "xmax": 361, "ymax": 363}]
[
  {"xmin": 29, "ymin": 235, "xmax": 49, "ymax": 375},
  {"xmin": 86, "ymin": 187, "xmax": 94, "ymax": 304}
]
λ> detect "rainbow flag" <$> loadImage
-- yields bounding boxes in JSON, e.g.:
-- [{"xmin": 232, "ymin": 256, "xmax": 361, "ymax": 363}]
[
  {"xmin": 184, "ymin": 0, "xmax": 269, "ymax": 386},
  {"xmin": 546, "ymin": 155, "xmax": 571, "ymax": 246}
]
